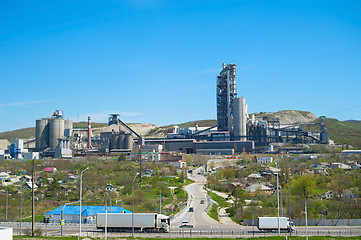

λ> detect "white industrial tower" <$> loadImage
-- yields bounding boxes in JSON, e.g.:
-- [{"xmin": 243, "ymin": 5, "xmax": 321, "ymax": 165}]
[{"xmin": 233, "ymin": 96, "xmax": 248, "ymax": 141}]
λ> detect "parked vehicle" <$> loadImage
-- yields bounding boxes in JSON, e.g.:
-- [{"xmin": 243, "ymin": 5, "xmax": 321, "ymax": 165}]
[
  {"xmin": 96, "ymin": 213, "xmax": 170, "ymax": 232},
  {"xmin": 257, "ymin": 217, "xmax": 294, "ymax": 233},
  {"xmin": 188, "ymin": 207, "xmax": 194, "ymax": 212}
]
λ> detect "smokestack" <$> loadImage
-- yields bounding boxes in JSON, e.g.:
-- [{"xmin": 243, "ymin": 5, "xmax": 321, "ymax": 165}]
[{"xmin": 88, "ymin": 116, "xmax": 92, "ymax": 149}]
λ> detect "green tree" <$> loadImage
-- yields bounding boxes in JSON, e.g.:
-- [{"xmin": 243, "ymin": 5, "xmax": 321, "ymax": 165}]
[
  {"xmin": 118, "ymin": 154, "xmax": 126, "ymax": 161},
  {"xmin": 231, "ymin": 188, "xmax": 247, "ymax": 219},
  {"xmin": 290, "ymin": 175, "xmax": 316, "ymax": 199}
]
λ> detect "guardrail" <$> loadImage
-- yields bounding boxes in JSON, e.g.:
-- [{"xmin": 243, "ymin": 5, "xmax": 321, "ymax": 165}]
[{"xmin": 84, "ymin": 229, "xmax": 361, "ymax": 238}]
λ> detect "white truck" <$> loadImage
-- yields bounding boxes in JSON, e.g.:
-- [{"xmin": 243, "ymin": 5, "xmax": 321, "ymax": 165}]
[
  {"xmin": 257, "ymin": 217, "xmax": 295, "ymax": 233},
  {"xmin": 96, "ymin": 213, "xmax": 170, "ymax": 232}
]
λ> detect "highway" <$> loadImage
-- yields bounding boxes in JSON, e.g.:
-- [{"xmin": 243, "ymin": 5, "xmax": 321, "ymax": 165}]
[{"xmin": 171, "ymin": 166, "xmax": 238, "ymax": 231}]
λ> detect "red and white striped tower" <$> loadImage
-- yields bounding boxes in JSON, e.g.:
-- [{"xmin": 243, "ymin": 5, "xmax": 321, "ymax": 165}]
[{"xmin": 88, "ymin": 116, "xmax": 92, "ymax": 149}]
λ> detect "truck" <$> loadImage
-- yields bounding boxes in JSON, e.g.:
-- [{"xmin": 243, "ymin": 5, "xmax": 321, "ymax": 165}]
[
  {"xmin": 257, "ymin": 217, "xmax": 295, "ymax": 233},
  {"xmin": 96, "ymin": 213, "xmax": 170, "ymax": 232}
]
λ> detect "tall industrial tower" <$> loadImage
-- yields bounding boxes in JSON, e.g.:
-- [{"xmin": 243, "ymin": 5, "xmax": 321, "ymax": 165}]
[{"xmin": 217, "ymin": 63, "xmax": 237, "ymax": 132}]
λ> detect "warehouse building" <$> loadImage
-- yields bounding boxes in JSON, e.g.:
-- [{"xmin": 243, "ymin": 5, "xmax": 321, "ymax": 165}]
[{"xmin": 45, "ymin": 205, "xmax": 131, "ymax": 224}]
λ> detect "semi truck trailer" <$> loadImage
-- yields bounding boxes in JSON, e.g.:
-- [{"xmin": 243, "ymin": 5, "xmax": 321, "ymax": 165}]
[
  {"xmin": 257, "ymin": 217, "xmax": 295, "ymax": 233},
  {"xmin": 96, "ymin": 213, "xmax": 170, "ymax": 232}
]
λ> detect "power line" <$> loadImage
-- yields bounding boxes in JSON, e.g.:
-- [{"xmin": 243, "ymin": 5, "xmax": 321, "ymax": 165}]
[{"xmin": 325, "ymin": 104, "xmax": 361, "ymax": 118}]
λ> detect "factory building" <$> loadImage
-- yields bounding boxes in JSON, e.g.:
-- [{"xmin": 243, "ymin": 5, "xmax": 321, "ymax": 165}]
[
  {"xmin": 35, "ymin": 110, "xmax": 73, "ymax": 151},
  {"xmin": 100, "ymin": 114, "xmax": 134, "ymax": 153},
  {"xmin": 30, "ymin": 62, "xmax": 328, "ymax": 158},
  {"xmin": 217, "ymin": 63, "xmax": 237, "ymax": 132}
]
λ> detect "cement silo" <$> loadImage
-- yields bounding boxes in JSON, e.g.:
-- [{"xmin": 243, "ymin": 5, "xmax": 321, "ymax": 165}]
[
  {"xmin": 36, "ymin": 118, "xmax": 49, "ymax": 150},
  {"xmin": 117, "ymin": 133, "xmax": 125, "ymax": 149},
  {"xmin": 49, "ymin": 118, "xmax": 65, "ymax": 150},
  {"xmin": 124, "ymin": 132, "xmax": 133, "ymax": 150},
  {"xmin": 233, "ymin": 97, "xmax": 248, "ymax": 141},
  {"xmin": 110, "ymin": 134, "xmax": 119, "ymax": 149},
  {"xmin": 64, "ymin": 119, "xmax": 73, "ymax": 136}
]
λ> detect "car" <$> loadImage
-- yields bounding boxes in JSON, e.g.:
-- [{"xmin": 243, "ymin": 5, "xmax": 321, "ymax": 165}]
[
  {"xmin": 188, "ymin": 207, "xmax": 194, "ymax": 212},
  {"xmin": 179, "ymin": 220, "xmax": 193, "ymax": 228},
  {"xmin": 200, "ymin": 200, "xmax": 205, "ymax": 204}
]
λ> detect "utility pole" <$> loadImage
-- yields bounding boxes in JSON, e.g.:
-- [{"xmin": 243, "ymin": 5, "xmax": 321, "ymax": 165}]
[
  {"xmin": 305, "ymin": 191, "xmax": 309, "ymax": 240},
  {"xmin": 280, "ymin": 186, "xmax": 283, "ymax": 217},
  {"xmin": 6, "ymin": 190, "xmax": 8, "ymax": 222},
  {"xmin": 79, "ymin": 167, "xmax": 89, "ymax": 240},
  {"xmin": 159, "ymin": 188, "xmax": 162, "ymax": 214},
  {"xmin": 132, "ymin": 172, "xmax": 139, "ymax": 237},
  {"xmin": 32, "ymin": 159, "xmax": 35, "ymax": 236},
  {"xmin": 138, "ymin": 144, "xmax": 142, "ymax": 186},
  {"xmin": 20, "ymin": 191, "xmax": 22, "ymax": 236},
  {"xmin": 276, "ymin": 173, "xmax": 280, "ymax": 236}
]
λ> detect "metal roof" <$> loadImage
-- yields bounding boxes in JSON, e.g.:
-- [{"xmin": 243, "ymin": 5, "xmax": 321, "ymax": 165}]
[{"xmin": 45, "ymin": 205, "xmax": 131, "ymax": 216}]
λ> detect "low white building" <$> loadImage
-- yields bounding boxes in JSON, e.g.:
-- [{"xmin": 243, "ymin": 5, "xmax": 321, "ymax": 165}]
[
  {"xmin": 257, "ymin": 156, "xmax": 273, "ymax": 164},
  {"xmin": 331, "ymin": 162, "xmax": 352, "ymax": 170},
  {"xmin": 341, "ymin": 150, "xmax": 361, "ymax": 155}
]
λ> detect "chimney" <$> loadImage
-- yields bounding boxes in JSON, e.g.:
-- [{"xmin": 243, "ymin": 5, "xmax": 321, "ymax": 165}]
[{"xmin": 88, "ymin": 116, "xmax": 92, "ymax": 149}]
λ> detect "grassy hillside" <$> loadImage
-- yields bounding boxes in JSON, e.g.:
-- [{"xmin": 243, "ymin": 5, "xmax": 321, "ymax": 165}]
[
  {"xmin": 73, "ymin": 121, "xmax": 108, "ymax": 128},
  {"xmin": 326, "ymin": 118, "xmax": 361, "ymax": 148},
  {"xmin": 177, "ymin": 119, "xmax": 217, "ymax": 128},
  {"xmin": 0, "ymin": 127, "xmax": 35, "ymax": 142}
]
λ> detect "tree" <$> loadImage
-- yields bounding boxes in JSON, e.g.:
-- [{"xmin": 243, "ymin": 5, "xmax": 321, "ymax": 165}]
[
  {"xmin": 290, "ymin": 175, "xmax": 316, "ymax": 199},
  {"xmin": 329, "ymin": 174, "xmax": 350, "ymax": 199},
  {"xmin": 118, "ymin": 154, "xmax": 126, "ymax": 161},
  {"xmin": 231, "ymin": 188, "xmax": 247, "ymax": 219}
]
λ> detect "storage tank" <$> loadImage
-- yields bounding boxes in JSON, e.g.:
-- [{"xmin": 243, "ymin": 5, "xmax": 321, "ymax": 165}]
[
  {"xmin": 117, "ymin": 133, "xmax": 125, "ymax": 149},
  {"xmin": 233, "ymin": 97, "xmax": 247, "ymax": 141},
  {"xmin": 49, "ymin": 118, "xmax": 65, "ymax": 150},
  {"xmin": 36, "ymin": 118, "xmax": 49, "ymax": 150},
  {"xmin": 124, "ymin": 133, "xmax": 133, "ymax": 150},
  {"xmin": 110, "ymin": 134, "xmax": 119, "ymax": 150},
  {"xmin": 64, "ymin": 120, "xmax": 73, "ymax": 136}
]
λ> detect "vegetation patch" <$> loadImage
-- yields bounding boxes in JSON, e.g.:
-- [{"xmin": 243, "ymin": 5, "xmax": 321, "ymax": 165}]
[{"xmin": 208, "ymin": 203, "xmax": 219, "ymax": 221}]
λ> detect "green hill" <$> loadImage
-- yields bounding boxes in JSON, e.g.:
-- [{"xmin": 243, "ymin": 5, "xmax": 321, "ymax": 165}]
[
  {"xmin": 326, "ymin": 118, "xmax": 361, "ymax": 148},
  {"xmin": 0, "ymin": 127, "xmax": 35, "ymax": 142}
]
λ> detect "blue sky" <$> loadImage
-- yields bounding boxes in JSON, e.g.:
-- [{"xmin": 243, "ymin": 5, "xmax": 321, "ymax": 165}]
[{"xmin": 0, "ymin": 0, "xmax": 360, "ymax": 132}]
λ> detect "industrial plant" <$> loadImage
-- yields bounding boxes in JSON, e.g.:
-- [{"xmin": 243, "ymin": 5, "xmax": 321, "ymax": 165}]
[{"xmin": 0, "ymin": 63, "xmax": 329, "ymax": 160}]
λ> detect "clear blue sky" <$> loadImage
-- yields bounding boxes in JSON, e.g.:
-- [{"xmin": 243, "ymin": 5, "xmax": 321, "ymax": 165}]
[{"xmin": 1, "ymin": 0, "xmax": 360, "ymax": 132}]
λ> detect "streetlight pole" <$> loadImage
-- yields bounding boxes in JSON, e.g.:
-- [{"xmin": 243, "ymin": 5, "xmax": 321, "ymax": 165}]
[
  {"xmin": 159, "ymin": 187, "xmax": 161, "ymax": 214},
  {"xmin": 132, "ymin": 172, "xmax": 139, "ymax": 237},
  {"xmin": 31, "ymin": 158, "xmax": 35, "ymax": 237},
  {"xmin": 105, "ymin": 192, "xmax": 108, "ymax": 240},
  {"xmin": 79, "ymin": 167, "xmax": 89, "ymax": 240},
  {"xmin": 280, "ymin": 186, "xmax": 283, "ymax": 217},
  {"xmin": 305, "ymin": 194, "xmax": 308, "ymax": 240},
  {"xmin": 6, "ymin": 190, "xmax": 8, "ymax": 222},
  {"xmin": 116, "ymin": 199, "xmax": 124, "ymax": 213},
  {"xmin": 61, "ymin": 201, "xmax": 79, "ymax": 236},
  {"xmin": 276, "ymin": 173, "xmax": 280, "ymax": 236},
  {"xmin": 20, "ymin": 191, "xmax": 22, "ymax": 236}
]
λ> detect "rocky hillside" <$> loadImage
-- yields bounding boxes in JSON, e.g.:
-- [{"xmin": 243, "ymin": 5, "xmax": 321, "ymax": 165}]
[{"xmin": 251, "ymin": 110, "xmax": 319, "ymax": 125}]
